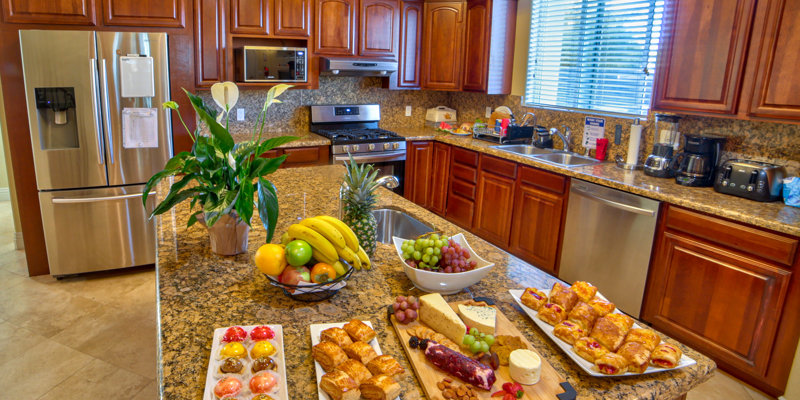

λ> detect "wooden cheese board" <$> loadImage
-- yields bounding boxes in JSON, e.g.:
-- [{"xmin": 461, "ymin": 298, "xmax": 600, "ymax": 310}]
[{"xmin": 390, "ymin": 299, "xmax": 566, "ymax": 400}]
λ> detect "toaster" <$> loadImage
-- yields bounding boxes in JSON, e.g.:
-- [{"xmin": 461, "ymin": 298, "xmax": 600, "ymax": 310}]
[{"xmin": 713, "ymin": 159, "xmax": 786, "ymax": 202}]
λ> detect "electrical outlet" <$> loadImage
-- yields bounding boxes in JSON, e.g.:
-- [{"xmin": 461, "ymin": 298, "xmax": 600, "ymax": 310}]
[
  {"xmin": 485, "ymin": 107, "xmax": 492, "ymax": 118},
  {"xmin": 237, "ymin": 108, "xmax": 245, "ymax": 121},
  {"xmin": 405, "ymin": 105, "xmax": 412, "ymax": 117}
]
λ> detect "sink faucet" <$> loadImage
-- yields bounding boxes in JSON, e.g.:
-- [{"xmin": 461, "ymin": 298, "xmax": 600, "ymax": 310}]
[
  {"xmin": 550, "ymin": 126, "xmax": 572, "ymax": 153},
  {"xmin": 339, "ymin": 175, "xmax": 399, "ymax": 219}
]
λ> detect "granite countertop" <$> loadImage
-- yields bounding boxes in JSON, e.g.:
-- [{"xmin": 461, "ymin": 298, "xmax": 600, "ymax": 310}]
[
  {"xmin": 157, "ymin": 164, "xmax": 715, "ymax": 400},
  {"xmin": 231, "ymin": 130, "xmax": 331, "ymax": 148},
  {"xmin": 385, "ymin": 126, "xmax": 800, "ymax": 237}
]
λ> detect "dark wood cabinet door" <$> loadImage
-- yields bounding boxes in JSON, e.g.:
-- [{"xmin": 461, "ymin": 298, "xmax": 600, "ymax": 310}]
[
  {"xmin": 746, "ymin": 0, "xmax": 800, "ymax": 121},
  {"xmin": 421, "ymin": 1, "xmax": 463, "ymax": 90},
  {"xmin": 461, "ymin": 0, "xmax": 489, "ymax": 91},
  {"xmin": 404, "ymin": 141, "xmax": 433, "ymax": 207},
  {"xmin": 275, "ymin": 0, "xmax": 311, "ymax": 36},
  {"xmin": 359, "ymin": 0, "xmax": 399, "ymax": 58},
  {"xmin": 652, "ymin": 0, "xmax": 756, "ymax": 114},
  {"xmin": 230, "ymin": 0, "xmax": 270, "ymax": 34},
  {"xmin": 2, "ymin": 0, "xmax": 96, "ymax": 24},
  {"xmin": 102, "ymin": 0, "xmax": 185, "ymax": 27},
  {"xmin": 195, "ymin": 0, "xmax": 226, "ymax": 87},
  {"xmin": 473, "ymin": 156, "xmax": 516, "ymax": 248},
  {"xmin": 392, "ymin": 0, "xmax": 423, "ymax": 88},
  {"xmin": 642, "ymin": 231, "xmax": 791, "ymax": 381},
  {"xmin": 445, "ymin": 192, "xmax": 474, "ymax": 230},
  {"xmin": 429, "ymin": 142, "xmax": 451, "ymax": 215},
  {"xmin": 509, "ymin": 181, "xmax": 565, "ymax": 275},
  {"xmin": 315, "ymin": 0, "xmax": 357, "ymax": 55}
]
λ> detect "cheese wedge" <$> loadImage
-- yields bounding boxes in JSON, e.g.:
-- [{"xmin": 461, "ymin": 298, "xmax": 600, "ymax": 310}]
[
  {"xmin": 419, "ymin": 293, "xmax": 467, "ymax": 346},
  {"xmin": 457, "ymin": 304, "xmax": 496, "ymax": 335},
  {"xmin": 509, "ymin": 349, "xmax": 541, "ymax": 385}
]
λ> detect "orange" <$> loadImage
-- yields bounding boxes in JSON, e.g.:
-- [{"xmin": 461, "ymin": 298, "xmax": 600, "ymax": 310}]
[
  {"xmin": 254, "ymin": 243, "xmax": 288, "ymax": 276},
  {"xmin": 311, "ymin": 262, "xmax": 337, "ymax": 283}
]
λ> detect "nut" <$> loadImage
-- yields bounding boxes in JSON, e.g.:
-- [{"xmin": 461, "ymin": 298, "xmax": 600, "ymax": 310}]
[
  {"xmin": 437, "ymin": 382, "xmax": 446, "ymax": 390},
  {"xmin": 442, "ymin": 388, "xmax": 455, "ymax": 399}
]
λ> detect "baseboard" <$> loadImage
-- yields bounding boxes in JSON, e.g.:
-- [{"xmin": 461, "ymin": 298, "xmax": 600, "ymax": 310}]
[
  {"xmin": 14, "ymin": 232, "xmax": 23, "ymax": 250},
  {"xmin": 0, "ymin": 187, "xmax": 8, "ymax": 201}
]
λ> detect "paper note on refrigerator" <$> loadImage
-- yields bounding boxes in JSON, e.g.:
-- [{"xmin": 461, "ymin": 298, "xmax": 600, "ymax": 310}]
[
  {"xmin": 120, "ymin": 56, "xmax": 155, "ymax": 98},
  {"xmin": 122, "ymin": 108, "xmax": 158, "ymax": 148}
]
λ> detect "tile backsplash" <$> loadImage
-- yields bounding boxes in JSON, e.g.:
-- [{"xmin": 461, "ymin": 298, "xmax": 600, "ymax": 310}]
[{"xmin": 199, "ymin": 77, "xmax": 799, "ymax": 175}]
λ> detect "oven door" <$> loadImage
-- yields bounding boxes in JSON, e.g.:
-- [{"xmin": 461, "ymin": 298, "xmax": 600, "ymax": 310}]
[{"xmin": 332, "ymin": 151, "xmax": 406, "ymax": 196}]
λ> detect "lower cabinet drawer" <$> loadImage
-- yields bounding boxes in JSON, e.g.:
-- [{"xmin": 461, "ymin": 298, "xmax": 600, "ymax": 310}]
[
  {"xmin": 446, "ymin": 194, "xmax": 475, "ymax": 229},
  {"xmin": 450, "ymin": 178, "xmax": 476, "ymax": 200}
]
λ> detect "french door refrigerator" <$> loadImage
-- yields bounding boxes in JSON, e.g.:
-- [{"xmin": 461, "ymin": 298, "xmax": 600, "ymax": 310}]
[{"xmin": 20, "ymin": 30, "xmax": 172, "ymax": 276}]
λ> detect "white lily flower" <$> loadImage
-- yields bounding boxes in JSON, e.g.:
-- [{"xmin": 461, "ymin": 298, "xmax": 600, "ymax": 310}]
[{"xmin": 211, "ymin": 81, "xmax": 239, "ymax": 123}]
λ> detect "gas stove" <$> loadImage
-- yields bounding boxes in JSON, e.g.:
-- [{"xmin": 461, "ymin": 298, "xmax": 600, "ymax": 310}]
[{"xmin": 310, "ymin": 104, "xmax": 406, "ymax": 157}]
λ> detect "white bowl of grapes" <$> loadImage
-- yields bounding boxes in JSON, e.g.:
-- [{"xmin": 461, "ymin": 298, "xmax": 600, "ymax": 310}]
[{"xmin": 393, "ymin": 233, "xmax": 494, "ymax": 294}]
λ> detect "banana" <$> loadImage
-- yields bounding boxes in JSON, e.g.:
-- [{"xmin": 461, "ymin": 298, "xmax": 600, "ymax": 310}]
[
  {"xmin": 332, "ymin": 261, "xmax": 347, "ymax": 276},
  {"xmin": 280, "ymin": 232, "xmax": 292, "ymax": 246},
  {"xmin": 337, "ymin": 245, "xmax": 361, "ymax": 270},
  {"xmin": 287, "ymin": 224, "xmax": 338, "ymax": 262},
  {"xmin": 357, "ymin": 246, "xmax": 371, "ymax": 269},
  {"xmin": 312, "ymin": 248, "xmax": 338, "ymax": 265},
  {"xmin": 316, "ymin": 215, "xmax": 359, "ymax": 252},
  {"xmin": 299, "ymin": 217, "xmax": 346, "ymax": 249}
]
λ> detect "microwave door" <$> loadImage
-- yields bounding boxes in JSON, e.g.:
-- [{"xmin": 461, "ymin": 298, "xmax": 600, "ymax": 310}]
[
  {"xmin": 19, "ymin": 30, "xmax": 109, "ymax": 191},
  {"xmin": 96, "ymin": 31, "xmax": 173, "ymax": 187}
]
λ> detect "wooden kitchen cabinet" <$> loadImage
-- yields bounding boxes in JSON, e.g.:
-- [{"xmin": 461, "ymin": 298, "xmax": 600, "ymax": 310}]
[
  {"xmin": 460, "ymin": 0, "xmax": 488, "ymax": 92},
  {"xmin": 230, "ymin": 0, "xmax": 270, "ymax": 35},
  {"xmin": 274, "ymin": 0, "xmax": 311, "ymax": 36},
  {"xmin": 259, "ymin": 146, "xmax": 330, "ymax": 167},
  {"xmin": 508, "ymin": 166, "xmax": 568, "ymax": 275},
  {"xmin": 445, "ymin": 146, "xmax": 478, "ymax": 229},
  {"xmin": 472, "ymin": 155, "xmax": 516, "ymax": 247},
  {"xmin": 315, "ymin": 0, "xmax": 357, "ymax": 55},
  {"xmin": 429, "ymin": 142, "xmax": 451, "ymax": 215},
  {"xmin": 1, "ymin": 0, "xmax": 96, "ymax": 25},
  {"xmin": 102, "ymin": 0, "xmax": 185, "ymax": 27},
  {"xmin": 642, "ymin": 205, "xmax": 800, "ymax": 396},
  {"xmin": 359, "ymin": 0, "xmax": 400, "ymax": 58},
  {"xmin": 384, "ymin": 0, "xmax": 423, "ymax": 88},
  {"xmin": 194, "ymin": 0, "xmax": 226, "ymax": 87},
  {"xmin": 420, "ymin": 1, "xmax": 464, "ymax": 90},
  {"xmin": 404, "ymin": 141, "xmax": 434, "ymax": 207}
]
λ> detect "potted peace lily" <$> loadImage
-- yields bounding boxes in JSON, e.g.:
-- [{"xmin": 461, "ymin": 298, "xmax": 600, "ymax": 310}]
[{"xmin": 143, "ymin": 82, "xmax": 297, "ymax": 255}]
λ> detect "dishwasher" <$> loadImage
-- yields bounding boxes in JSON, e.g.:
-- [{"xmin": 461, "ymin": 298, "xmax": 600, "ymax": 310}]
[{"xmin": 558, "ymin": 180, "xmax": 660, "ymax": 317}]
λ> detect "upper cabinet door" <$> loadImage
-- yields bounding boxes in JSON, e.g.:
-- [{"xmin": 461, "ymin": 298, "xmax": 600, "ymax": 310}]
[
  {"xmin": 195, "ymin": 0, "xmax": 226, "ymax": 87},
  {"xmin": 230, "ymin": 0, "xmax": 270, "ymax": 35},
  {"xmin": 359, "ymin": 0, "xmax": 399, "ymax": 58},
  {"xmin": 275, "ymin": 0, "xmax": 311, "ymax": 37},
  {"xmin": 746, "ymin": 0, "xmax": 800, "ymax": 121},
  {"xmin": 651, "ymin": 0, "xmax": 756, "ymax": 114},
  {"xmin": 2, "ymin": 0, "xmax": 96, "ymax": 25},
  {"xmin": 421, "ymin": 1, "xmax": 464, "ymax": 90},
  {"xmin": 461, "ymin": 0, "xmax": 489, "ymax": 91},
  {"xmin": 315, "ymin": 0, "xmax": 357, "ymax": 55},
  {"xmin": 102, "ymin": 0, "xmax": 185, "ymax": 27},
  {"xmin": 394, "ymin": 0, "xmax": 423, "ymax": 87}
]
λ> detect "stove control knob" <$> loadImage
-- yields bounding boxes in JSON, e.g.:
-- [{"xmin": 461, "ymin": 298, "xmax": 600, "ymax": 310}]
[
  {"xmin": 342, "ymin": 145, "xmax": 350, "ymax": 153},
  {"xmin": 353, "ymin": 145, "xmax": 360, "ymax": 152},
  {"xmin": 383, "ymin": 143, "xmax": 390, "ymax": 150},
  {"xmin": 368, "ymin": 144, "xmax": 375, "ymax": 151},
  {"xmin": 392, "ymin": 143, "xmax": 400, "ymax": 150}
]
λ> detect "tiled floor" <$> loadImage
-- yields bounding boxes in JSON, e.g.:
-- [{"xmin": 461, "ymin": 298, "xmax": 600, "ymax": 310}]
[{"xmin": 0, "ymin": 199, "xmax": 777, "ymax": 399}]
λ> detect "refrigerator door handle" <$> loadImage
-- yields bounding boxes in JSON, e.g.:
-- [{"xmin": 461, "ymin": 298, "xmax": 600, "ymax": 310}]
[
  {"xmin": 100, "ymin": 59, "xmax": 114, "ymax": 164},
  {"xmin": 89, "ymin": 59, "xmax": 104, "ymax": 165},
  {"xmin": 51, "ymin": 191, "xmax": 157, "ymax": 204}
]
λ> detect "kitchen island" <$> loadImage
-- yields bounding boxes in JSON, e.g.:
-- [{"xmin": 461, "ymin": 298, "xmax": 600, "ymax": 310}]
[{"xmin": 157, "ymin": 164, "xmax": 715, "ymax": 399}]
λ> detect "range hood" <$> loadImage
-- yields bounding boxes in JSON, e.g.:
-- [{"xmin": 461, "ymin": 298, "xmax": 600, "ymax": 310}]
[{"xmin": 320, "ymin": 57, "xmax": 398, "ymax": 77}]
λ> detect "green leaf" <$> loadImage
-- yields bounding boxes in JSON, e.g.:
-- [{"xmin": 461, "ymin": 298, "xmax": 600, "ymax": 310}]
[
  {"xmin": 235, "ymin": 179, "xmax": 255, "ymax": 226},
  {"xmin": 163, "ymin": 151, "xmax": 191, "ymax": 170},
  {"xmin": 142, "ymin": 168, "xmax": 179, "ymax": 207},
  {"xmin": 258, "ymin": 136, "xmax": 298, "ymax": 153},
  {"xmin": 150, "ymin": 188, "xmax": 202, "ymax": 217},
  {"xmin": 187, "ymin": 210, "xmax": 202, "ymax": 227},
  {"xmin": 257, "ymin": 178, "xmax": 279, "ymax": 242},
  {"xmin": 184, "ymin": 89, "xmax": 234, "ymax": 153},
  {"xmin": 253, "ymin": 154, "xmax": 287, "ymax": 177},
  {"xmin": 162, "ymin": 101, "xmax": 179, "ymax": 110}
]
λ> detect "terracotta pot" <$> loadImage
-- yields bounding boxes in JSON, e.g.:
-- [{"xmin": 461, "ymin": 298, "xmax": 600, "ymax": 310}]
[{"xmin": 197, "ymin": 212, "xmax": 250, "ymax": 255}]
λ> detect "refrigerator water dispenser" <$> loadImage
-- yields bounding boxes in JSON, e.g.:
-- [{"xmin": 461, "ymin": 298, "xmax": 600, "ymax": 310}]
[{"xmin": 34, "ymin": 87, "xmax": 79, "ymax": 149}]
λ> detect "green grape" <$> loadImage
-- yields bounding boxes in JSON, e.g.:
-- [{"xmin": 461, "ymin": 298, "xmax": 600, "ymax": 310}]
[
  {"xmin": 431, "ymin": 234, "xmax": 440, "ymax": 241},
  {"xmin": 484, "ymin": 335, "xmax": 495, "ymax": 346},
  {"xmin": 479, "ymin": 332, "xmax": 486, "ymax": 338},
  {"xmin": 469, "ymin": 341, "xmax": 482, "ymax": 354},
  {"xmin": 433, "ymin": 248, "xmax": 441, "ymax": 256},
  {"xmin": 419, "ymin": 262, "xmax": 428, "ymax": 269},
  {"xmin": 480, "ymin": 341, "xmax": 490, "ymax": 353},
  {"xmin": 462, "ymin": 334, "xmax": 475, "ymax": 345},
  {"xmin": 402, "ymin": 252, "xmax": 410, "ymax": 259},
  {"xmin": 469, "ymin": 328, "xmax": 479, "ymax": 336},
  {"xmin": 430, "ymin": 256, "xmax": 439, "ymax": 265},
  {"xmin": 434, "ymin": 240, "xmax": 443, "ymax": 247},
  {"xmin": 413, "ymin": 251, "xmax": 421, "ymax": 260},
  {"xmin": 441, "ymin": 236, "xmax": 449, "ymax": 243},
  {"xmin": 425, "ymin": 247, "xmax": 434, "ymax": 255},
  {"xmin": 422, "ymin": 254, "xmax": 431, "ymax": 263},
  {"xmin": 414, "ymin": 242, "xmax": 422, "ymax": 251}
]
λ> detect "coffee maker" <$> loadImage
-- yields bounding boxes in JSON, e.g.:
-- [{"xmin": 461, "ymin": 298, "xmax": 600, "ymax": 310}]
[
  {"xmin": 644, "ymin": 114, "xmax": 681, "ymax": 178},
  {"xmin": 671, "ymin": 133, "xmax": 727, "ymax": 187}
]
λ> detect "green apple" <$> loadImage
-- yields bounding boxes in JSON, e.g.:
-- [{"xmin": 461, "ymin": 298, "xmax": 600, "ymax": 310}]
[{"xmin": 285, "ymin": 240, "xmax": 313, "ymax": 266}]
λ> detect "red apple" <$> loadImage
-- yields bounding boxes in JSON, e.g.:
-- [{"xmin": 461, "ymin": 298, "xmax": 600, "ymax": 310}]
[{"xmin": 279, "ymin": 266, "xmax": 310, "ymax": 285}]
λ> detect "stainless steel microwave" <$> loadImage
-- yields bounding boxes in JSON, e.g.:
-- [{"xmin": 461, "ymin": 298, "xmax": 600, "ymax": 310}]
[{"xmin": 234, "ymin": 46, "xmax": 307, "ymax": 83}]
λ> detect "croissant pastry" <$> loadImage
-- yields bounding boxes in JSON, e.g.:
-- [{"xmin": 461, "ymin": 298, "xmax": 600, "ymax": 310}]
[{"xmin": 359, "ymin": 374, "xmax": 401, "ymax": 400}]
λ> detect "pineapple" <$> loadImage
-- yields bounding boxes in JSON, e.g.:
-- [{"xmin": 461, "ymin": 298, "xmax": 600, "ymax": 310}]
[{"xmin": 342, "ymin": 155, "xmax": 380, "ymax": 256}]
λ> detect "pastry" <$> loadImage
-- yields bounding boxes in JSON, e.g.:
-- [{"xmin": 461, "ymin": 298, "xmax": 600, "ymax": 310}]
[
  {"xmin": 252, "ymin": 357, "xmax": 277, "ymax": 373},
  {"xmin": 604, "ymin": 313, "xmax": 634, "ymax": 334},
  {"xmin": 537, "ymin": 303, "xmax": 567, "ymax": 326},
  {"xmin": 250, "ymin": 326, "xmax": 275, "ymax": 341},
  {"xmin": 252, "ymin": 395, "xmax": 275, "ymax": 400},
  {"xmin": 567, "ymin": 301, "xmax": 599, "ymax": 331},
  {"xmin": 219, "ymin": 357, "xmax": 243, "ymax": 374},
  {"xmin": 343, "ymin": 319, "xmax": 376, "ymax": 343},
  {"xmin": 624, "ymin": 328, "xmax": 661, "ymax": 352},
  {"xmin": 589, "ymin": 316, "xmax": 626, "ymax": 351},
  {"xmin": 520, "ymin": 288, "xmax": 547, "ymax": 311},
  {"xmin": 220, "ymin": 342, "xmax": 247, "ymax": 359},
  {"xmin": 650, "ymin": 343, "xmax": 683, "ymax": 368},
  {"xmin": 419, "ymin": 293, "xmax": 468, "ymax": 346},
  {"xmin": 570, "ymin": 281, "xmax": 598, "ymax": 302},
  {"xmin": 550, "ymin": 282, "xmax": 569, "ymax": 300},
  {"xmin": 594, "ymin": 353, "xmax": 629, "ymax": 375},
  {"xmin": 312, "ymin": 341, "xmax": 349, "ymax": 372},
  {"xmin": 617, "ymin": 341, "xmax": 651, "ymax": 373},
  {"xmin": 457, "ymin": 304, "xmax": 496, "ymax": 335},
  {"xmin": 320, "ymin": 369, "xmax": 360, "ymax": 400},
  {"xmin": 321, "ymin": 327, "xmax": 354, "ymax": 348},
  {"xmin": 365, "ymin": 355, "xmax": 404, "ymax": 376},
  {"xmin": 213, "ymin": 376, "xmax": 242, "ymax": 398},
  {"xmin": 251, "ymin": 340, "xmax": 277, "ymax": 359},
  {"xmin": 335, "ymin": 359, "xmax": 373, "ymax": 385},
  {"xmin": 508, "ymin": 349, "xmax": 541, "ymax": 385},
  {"xmin": 549, "ymin": 289, "xmax": 579, "ymax": 312},
  {"xmin": 343, "ymin": 341, "xmax": 379, "ymax": 365},
  {"xmin": 222, "ymin": 326, "xmax": 247, "ymax": 343},
  {"xmin": 588, "ymin": 298, "xmax": 615, "ymax": 316},
  {"xmin": 552, "ymin": 321, "xmax": 587, "ymax": 345},
  {"xmin": 359, "ymin": 374, "xmax": 401, "ymax": 400},
  {"xmin": 249, "ymin": 372, "xmax": 278, "ymax": 394},
  {"xmin": 573, "ymin": 337, "xmax": 609, "ymax": 363}
]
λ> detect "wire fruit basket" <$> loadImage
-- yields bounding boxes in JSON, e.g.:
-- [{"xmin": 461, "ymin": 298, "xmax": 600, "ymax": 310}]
[{"xmin": 265, "ymin": 259, "xmax": 354, "ymax": 302}]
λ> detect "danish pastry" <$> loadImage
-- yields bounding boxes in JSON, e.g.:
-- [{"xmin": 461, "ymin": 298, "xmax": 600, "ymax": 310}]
[
  {"xmin": 573, "ymin": 337, "xmax": 609, "ymax": 363},
  {"xmin": 343, "ymin": 319, "xmax": 376, "ymax": 343},
  {"xmin": 617, "ymin": 341, "xmax": 651, "ymax": 373},
  {"xmin": 594, "ymin": 353, "xmax": 629, "ymax": 375},
  {"xmin": 365, "ymin": 355, "xmax": 404, "ymax": 377},
  {"xmin": 650, "ymin": 343, "xmax": 683, "ymax": 368},
  {"xmin": 537, "ymin": 303, "xmax": 567, "ymax": 326},
  {"xmin": 321, "ymin": 327, "xmax": 354, "ymax": 348},
  {"xmin": 359, "ymin": 374, "xmax": 401, "ymax": 400},
  {"xmin": 587, "ymin": 298, "xmax": 615, "ymax": 316},
  {"xmin": 589, "ymin": 316, "xmax": 626, "ymax": 351},
  {"xmin": 319, "ymin": 369, "xmax": 360, "ymax": 400},
  {"xmin": 567, "ymin": 301, "xmax": 599, "ymax": 331},
  {"xmin": 570, "ymin": 281, "xmax": 598, "ymax": 303},
  {"xmin": 520, "ymin": 288, "xmax": 547, "ymax": 311},
  {"xmin": 335, "ymin": 359, "xmax": 372, "ymax": 385},
  {"xmin": 624, "ymin": 328, "xmax": 660, "ymax": 352},
  {"xmin": 552, "ymin": 321, "xmax": 587, "ymax": 345},
  {"xmin": 313, "ymin": 341, "xmax": 349, "ymax": 372},
  {"xmin": 549, "ymin": 289, "xmax": 579, "ymax": 312},
  {"xmin": 343, "ymin": 341, "xmax": 379, "ymax": 365}
]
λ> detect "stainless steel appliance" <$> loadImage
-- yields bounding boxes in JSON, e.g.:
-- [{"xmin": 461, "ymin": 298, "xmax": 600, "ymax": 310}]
[
  {"xmin": 714, "ymin": 159, "xmax": 787, "ymax": 202},
  {"xmin": 319, "ymin": 57, "xmax": 398, "ymax": 77},
  {"xmin": 671, "ymin": 133, "xmax": 727, "ymax": 187},
  {"xmin": 559, "ymin": 180, "xmax": 660, "ymax": 317},
  {"xmin": 20, "ymin": 30, "xmax": 172, "ymax": 276},
  {"xmin": 310, "ymin": 104, "xmax": 406, "ymax": 194},
  {"xmin": 234, "ymin": 46, "xmax": 307, "ymax": 82},
  {"xmin": 644, "ymin": 114, "xmax": 681, "ymax": 178}
]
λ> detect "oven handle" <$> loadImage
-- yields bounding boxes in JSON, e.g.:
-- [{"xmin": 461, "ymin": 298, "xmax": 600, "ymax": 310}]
[{"xmin": 333, "ymin": 150, "xmax": 406, "ymax": 163}]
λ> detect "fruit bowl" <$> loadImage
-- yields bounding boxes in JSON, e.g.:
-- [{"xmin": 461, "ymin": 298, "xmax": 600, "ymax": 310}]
[
  {"xmin": 392, "ymin": 233, "xmax": 494, "ymax": 294},
  {"xmin": 264, "ymin": 259, "xmax": 354, "ymax": 302}
]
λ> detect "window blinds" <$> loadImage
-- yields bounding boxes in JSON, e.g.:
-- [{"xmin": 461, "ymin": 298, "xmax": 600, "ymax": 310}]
[{"xmin": 524, "ymin": 0, "xmax": 663, "ymax": 116}]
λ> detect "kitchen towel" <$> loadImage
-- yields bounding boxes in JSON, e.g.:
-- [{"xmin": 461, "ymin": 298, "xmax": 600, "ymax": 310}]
[{"xmin": 783, "ymin": 177, "xmax": 800, "ymax": 207}]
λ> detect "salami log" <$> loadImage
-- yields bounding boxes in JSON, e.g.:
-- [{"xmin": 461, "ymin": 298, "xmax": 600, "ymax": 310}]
[{"xmin": 423, "ymin": 341, "xmax": 496, "ymax": 390}]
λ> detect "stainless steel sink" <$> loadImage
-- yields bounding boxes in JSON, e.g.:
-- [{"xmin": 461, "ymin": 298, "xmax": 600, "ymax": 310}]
[
  {"xmin": 532, "ymin": 152, "xmax": 601, "ymax": 167},
  {"xmin": 372, "ymin": 208, "xmax": 433, "ymax": 244},
  {"xmin": 491, "ymin": 144, "xmax": 557, "ymax": 156}
]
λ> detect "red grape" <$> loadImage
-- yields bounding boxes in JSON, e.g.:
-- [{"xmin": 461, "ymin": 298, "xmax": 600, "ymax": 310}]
[
  {"xmin": 400, "ymin": 301, "xmax": 408, "ymax": 310},
  {"xmin": 405, "ymin": 309, "xmax": 417, "ymax": 320},
  {"xmin": 395, "ymin": 310, "xmax": 406, "ymax": 322}
]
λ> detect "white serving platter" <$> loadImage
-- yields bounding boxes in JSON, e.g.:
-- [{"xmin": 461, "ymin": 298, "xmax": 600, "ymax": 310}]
[
  {"xmin": 203, "ymin": 324, "xmax": 289, "ymax": 400},
  {"xmin": 509, "ymin": 289, "xmax": 696, "ymax": 377},
  {"xmin": 309, "ymin": 321, "xmax": 400, "ymax": 400}
]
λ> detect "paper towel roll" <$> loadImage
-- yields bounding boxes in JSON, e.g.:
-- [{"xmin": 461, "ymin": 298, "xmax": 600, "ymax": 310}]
[{"xmin": 626, "ymin": 121, "xmax": 643, "ymax": 165}]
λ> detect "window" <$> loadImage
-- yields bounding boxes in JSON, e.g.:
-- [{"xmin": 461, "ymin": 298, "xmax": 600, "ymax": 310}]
[{"xmin": 524, "ymin": 0, "xmax": 664, "ymax": 117}]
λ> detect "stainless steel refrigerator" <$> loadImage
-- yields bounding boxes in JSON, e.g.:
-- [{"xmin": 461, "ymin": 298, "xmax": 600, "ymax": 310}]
[{"xmin": 20, "ymin": 30, "xmax": 172, "ymax": 276}]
